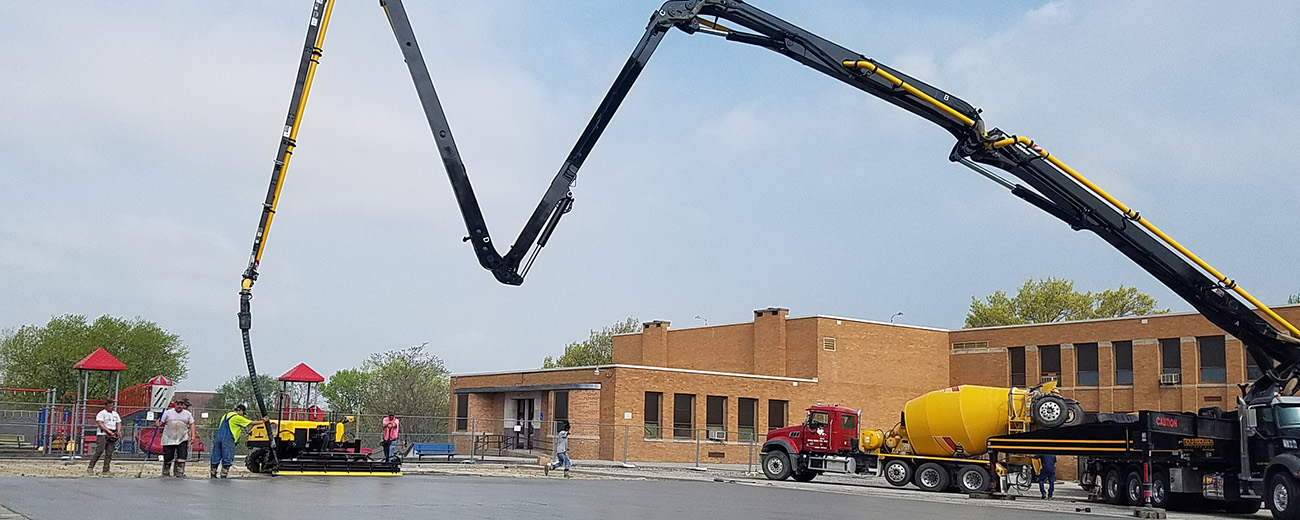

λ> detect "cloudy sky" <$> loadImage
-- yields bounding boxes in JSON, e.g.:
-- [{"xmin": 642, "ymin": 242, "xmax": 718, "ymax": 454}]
[{"xmin": 2, "ymin": 1, "xmax": 1297, "ymax": 391}]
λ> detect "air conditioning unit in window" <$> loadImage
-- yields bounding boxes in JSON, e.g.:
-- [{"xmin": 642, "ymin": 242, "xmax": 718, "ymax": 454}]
[
  {"xmin": 708, "ymin": 430, "xmax": 727, "ymax": 441},
  {"xmin": 1040, "ymin": 373, "xmax": 1060, "ymax": 385},
  {"xmin": 1160, "ymin": 372, "xmax": 1181, "ymax": 385}
]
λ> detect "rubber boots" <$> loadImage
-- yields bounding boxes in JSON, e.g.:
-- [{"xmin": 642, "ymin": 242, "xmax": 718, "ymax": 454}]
[
  {"xmin": 209, "ymin": 464, "xmax": 218, "ymax": 479},
  {"xmin": 174, "ymin": 461, "xmax": 186, "ymax": 478},
  {"xmin": 219, "ymin": 466, "xmax": 230, "ymax": 479},
  {"xmin": 162, "ymin": 461, "xmax": 172, "ymax": 477}
]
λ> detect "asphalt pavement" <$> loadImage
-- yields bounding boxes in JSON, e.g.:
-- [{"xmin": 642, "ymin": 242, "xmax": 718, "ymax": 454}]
[{"xmin": 0, "ymin": 474, "xmax": 1101, "ymax": 520}]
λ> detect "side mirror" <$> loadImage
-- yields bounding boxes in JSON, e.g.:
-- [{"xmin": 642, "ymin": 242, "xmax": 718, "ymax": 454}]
[{"xmin": 1244, "ymin": 408, "xmax": 1258, "ymax": 435}]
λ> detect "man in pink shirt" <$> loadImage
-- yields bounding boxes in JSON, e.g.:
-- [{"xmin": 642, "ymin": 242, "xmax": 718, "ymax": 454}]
[{"xmin": 381, "ymin": 411, "xmax": 400, "ymax": 462}]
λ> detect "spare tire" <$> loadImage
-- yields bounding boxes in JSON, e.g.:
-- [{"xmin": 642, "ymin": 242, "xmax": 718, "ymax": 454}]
[
  {"xmin": 1065, "ymin": 402, "xmax": 1085, "ymax": 426},
  {"xmin": 1033, "ymin": 395, "xmax": 1069, "ymax": 428}
]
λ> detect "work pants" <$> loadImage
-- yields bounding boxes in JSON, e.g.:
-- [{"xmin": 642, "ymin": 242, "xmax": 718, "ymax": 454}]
[
  {"xmin": 210, "ymin": 437, "xmax": 235, "ymax": 467},
  {"xmin": 87, "ymin": 436, "xmax": 116, "ymax": 472},
  {"xmin": 1039, "ymin": 471, "xmax": 1055, "ymax": 497},
  {"xmin": 163, "ymin": 441, "xmax": 190, "ymax": 463}
]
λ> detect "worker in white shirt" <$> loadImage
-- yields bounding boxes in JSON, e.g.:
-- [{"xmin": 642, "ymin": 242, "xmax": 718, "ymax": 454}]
[{"xmin": 86, "ymin": 398, "xmax": 122, "ymax": 475}]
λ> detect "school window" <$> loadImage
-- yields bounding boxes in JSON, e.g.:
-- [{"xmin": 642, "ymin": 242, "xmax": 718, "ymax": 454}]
[
  {"xmin": 456, "ymin": 394, "xmax": 469, "ymax": 431},
  {"xmin": 673, "ymin": 394, "xmax": 695, "ymax": 439},
  {"xmin": 1076, "ymin": 343, "xmax": 1099, "ymax": 386},
  {"xmin": 553, "ymin": 391, "xmax": 569, "ymax": 423},
  {"xmin": 738, "ymin": 398, "xmax": 757, "ymax": 442},
  {"xmin": 706, "ymin": 396, "xmax": 726, "ymax": 439},
  {"xmin": 768, "ymin": 400, "xmax": 788, "ymax": 432},
  {"xmin": 1160, "ymin": 338, "xmax": 1182, "ymax": 375},
  {"xmin": 1039, "ymin": 345, "xmax": 1061, "ymax": 383},
  {"xmin": 1113, "ymin": 341, "xmax": 1134, "ymax": 385},
  {"xmin": 1198, "ymin": 335, "xmax": 1227, "ymax": 383},
  {"xmin": 1008, "ymin": 347, "xmax": 1026, "ymax": 387},
  {"xmin": 644, "ymin": 392, "xmax": 662, "ymax": 439}
]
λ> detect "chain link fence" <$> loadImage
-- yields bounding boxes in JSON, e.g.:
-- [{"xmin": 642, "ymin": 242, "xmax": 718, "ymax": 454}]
[{"xmin": 1, "ymin": 401, "xmax": 761, "ymax": 469}]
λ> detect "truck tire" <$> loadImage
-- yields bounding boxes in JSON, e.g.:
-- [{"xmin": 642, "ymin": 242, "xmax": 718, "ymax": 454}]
[
  {"xmin": 883, "ymin": 459, "xmax": 912, "ymax": 487},
  {"xmin": 1125, "ymin": 470, "xmax": 1144, "ymax": 506},
  {"xmin": 914, "ymin": 462, "xmax": 951, "ymax": 492},
  {"xmin": 956, "ymin": 465, "xmax": 990, "ymax": 494},
  {"xmin": 1032, "ymin": 395, "xmax": 1069, "ymax": 428},
  {"xmin": 1268, "ymin": 472, "xmax": 1300, "ymax": 520},
  {"xmin": 762, "ymin": 451, "xmax": 792, "ymax": 481},
  {"xmin": 1064, "ymin": 403, "xmax": 1085, "ymax": 427},
  {"xmin": 1149, "ymin": 468, "xmax": 1170, "ymax": 509},
  {"xmin": 1101, "ymin": 466, "xmax": 1124, "ymax": 504},
  {"xmin": 1224, "ymin": 498, "xmax": 1261, "ymax": 514},
  {"xmin": 792, "ymin": 470, "xmax": 817, "ymax": 482}
]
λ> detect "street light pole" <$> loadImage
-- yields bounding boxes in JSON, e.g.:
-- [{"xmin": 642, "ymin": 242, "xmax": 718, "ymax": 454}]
[{"xmin": 889, "ymin": 312, "xmax": 903, "ymax": 324}]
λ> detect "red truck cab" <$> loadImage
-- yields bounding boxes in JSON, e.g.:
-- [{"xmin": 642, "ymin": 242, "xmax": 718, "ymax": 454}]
[{"xmin": 761, "ymin": 405, "xmax": 861, "ymax": 480}]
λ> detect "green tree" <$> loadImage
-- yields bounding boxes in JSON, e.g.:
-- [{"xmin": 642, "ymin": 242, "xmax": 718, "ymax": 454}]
[
  {"xmin": 359, "ymin": 343, "xmax": 449, "ymax": 418},
  {"xmin": 542, "ymin": 317, "xmax": 641, "ymax": 368},
  {"xmin": 208, "ymin": 374, "xmax": 280, "ymax": 424},
  {"xmin": 320, "ymin": 368, "xmax": 371, "ymax": 413},
  {"xmin": 1289, "ymin": 294, "xmax": 1300, "ymax": 305},
  {"xmin": 965, "ymin": 278, "xmax": 1168, "ymax": 328},
  {"xmin": 0, "ymin": 315, "xmax": 188, "ymax": 400}
]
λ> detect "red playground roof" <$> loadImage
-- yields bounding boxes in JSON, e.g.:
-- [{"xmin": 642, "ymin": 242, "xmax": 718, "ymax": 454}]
[
  {"xmin": 146, "ymin": 375, "xmax": 173, "ymax": 386},
  {"xmin": 278, "ymin": 363, "xmax": 325, "ymax": 383},
  {"xmin": 73, "ymin": 348, "xmax": 127, "ymax": 372}
]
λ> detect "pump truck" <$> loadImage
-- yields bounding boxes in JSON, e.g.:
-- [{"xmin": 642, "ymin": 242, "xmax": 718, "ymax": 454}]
[
  {"xmin": 235, "ymin": 0, "xmax": 1300, "ymax": 507},
  {"xmin": 387, "ymin": 0, "xmax": 1296, "ymax": 514}
]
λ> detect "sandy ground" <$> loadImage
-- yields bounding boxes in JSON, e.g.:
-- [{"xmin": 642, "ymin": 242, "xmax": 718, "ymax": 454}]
[{"xmin": 0, "ymin": 459, "xmax": 256, "ymax": 479}]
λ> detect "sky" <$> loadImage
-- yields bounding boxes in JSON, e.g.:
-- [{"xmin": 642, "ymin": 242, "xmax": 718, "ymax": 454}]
[{"xmin": 2, "ymin": 1, "xmax": 1297, "ymax": 391}]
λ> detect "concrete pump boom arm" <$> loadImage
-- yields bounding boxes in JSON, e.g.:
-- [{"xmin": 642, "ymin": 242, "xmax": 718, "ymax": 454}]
[{"xmin": 391, "ymin": 0, "xmax": 1300, "ymax": 394}]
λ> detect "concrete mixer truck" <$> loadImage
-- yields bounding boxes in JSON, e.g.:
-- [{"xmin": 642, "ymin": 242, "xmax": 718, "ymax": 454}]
[{"xmin": 760, "ymin": 383, "xmax": 1081, "ymax": 493}]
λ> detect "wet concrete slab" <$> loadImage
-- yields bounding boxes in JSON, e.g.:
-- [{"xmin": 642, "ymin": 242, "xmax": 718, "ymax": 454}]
[{"xmin": 0, "ymin": 474, "xmax": 1096, "ymax": 520}]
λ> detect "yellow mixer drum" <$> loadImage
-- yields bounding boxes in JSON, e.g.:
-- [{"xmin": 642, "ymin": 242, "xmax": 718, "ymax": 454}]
[{"xmin": 902, "ymin": 385, "xmax": 1026, "ymax": 457}]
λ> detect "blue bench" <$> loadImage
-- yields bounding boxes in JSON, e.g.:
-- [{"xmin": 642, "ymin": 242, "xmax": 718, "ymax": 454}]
[{"xmin": 411, "ymin": 442, "xmax": 458, "ymax": 461}]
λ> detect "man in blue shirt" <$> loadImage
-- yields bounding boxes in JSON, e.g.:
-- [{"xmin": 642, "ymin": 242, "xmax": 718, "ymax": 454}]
[{"xmin": 1037, "ymin": 453, "xmax": 1057, "ymax": 499}]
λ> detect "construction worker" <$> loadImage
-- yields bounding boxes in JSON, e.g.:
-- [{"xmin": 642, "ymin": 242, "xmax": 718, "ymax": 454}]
[
  {"xmin": 210, "ymin": 404, "xmax": 267, "ymax": 479},
  {"xmin": 155, "ymin": 398, "xmax": 195, "ymax": 477},
  {"xmin": 85, "ymin": 398, "xmax": 121, "ymax": 476}
]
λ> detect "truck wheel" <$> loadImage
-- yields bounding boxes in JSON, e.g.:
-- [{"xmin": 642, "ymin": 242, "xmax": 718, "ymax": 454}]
[
  {"xmin": 956, "ymin": 465, "xmax": 990, "ymax": 494},
  {"xmin": 1224, "ymin": 498, "xmax": 1261, "ymax": 514},
  {"xmin": 762, "ymin": 451, "xmax": 792, "ymax": 481},
  {"xmin": 914, "ymin": 462, "xmax": 950, "ymax": 492},
  {"xmin": 1125, "ymin": 470, "xmax": 1144, "ymax": 506},
  {"xmin": 792, "ymin": 470, "xmax": 817, "ymax": 482},
  {"xmin": 1064, "ymin": 403, "xmax": 1085, "ymax": 426},
  {"xmin": 1101, "ymin": 466, "xmax": 1124, "ymax": 504},
  {"xmin": 1149, "ymin": 469, "xmax": 1170, "ymax": 509},
  {"xmin": 1269, "ymin": 472, "xmax": 1300, "ymax": 520},
  {"xmin": 883, "ymin": 459, "xmax": 912, "ymax": 487},
  {"xmin": 1032, "ymin": 395, "xmax": 1069, "ymax": 428}
]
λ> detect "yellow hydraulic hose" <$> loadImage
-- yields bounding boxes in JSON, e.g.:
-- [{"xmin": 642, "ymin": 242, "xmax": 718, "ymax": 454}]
[
  {"xmin": 991, "ymin": 135, "xmax": 1300, "ymax": 339},
  {"xmin": 842, "ymin": 60, "xmax": 977, "ymax": 128},
  {"xmin": 254, "ymin": 0, "xmax": 337, "ymax": 268}
]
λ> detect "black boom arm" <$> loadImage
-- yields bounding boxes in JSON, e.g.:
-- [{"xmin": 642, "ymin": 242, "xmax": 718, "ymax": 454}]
[{"xmin": 382, "ymin": 0, "xmax": 1298, "ymax": 394}]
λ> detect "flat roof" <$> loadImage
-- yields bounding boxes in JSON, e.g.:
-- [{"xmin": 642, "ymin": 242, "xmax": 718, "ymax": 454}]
[
  {"xmin": 454, "ymin": 383, "xmax": 602, "ymax": 394},
  {"xmin": 452, "ymin": 364, "xmax": 818, "ymax": 383}
]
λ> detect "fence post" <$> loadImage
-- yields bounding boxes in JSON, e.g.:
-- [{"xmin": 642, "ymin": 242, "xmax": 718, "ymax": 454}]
[
  {"xmin": 748, "ymin": 435, "xmax": 755, "ymax": 474},
  {"xmin": 620, "ymin": 423, "xmax": 635, "ymax": 468},
  {"xmin": 469, "ymin": 418, "xmax": 477, "ymax": 462},
  {"xmin": 691, "ymin": 428, "xmax": 707, "ymax": 471}
]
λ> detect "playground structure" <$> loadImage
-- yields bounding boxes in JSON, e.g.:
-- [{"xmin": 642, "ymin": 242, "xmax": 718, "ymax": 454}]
[{"xmin": 0, "ymin": 349, "xmax": 189, "ymax": 458}]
